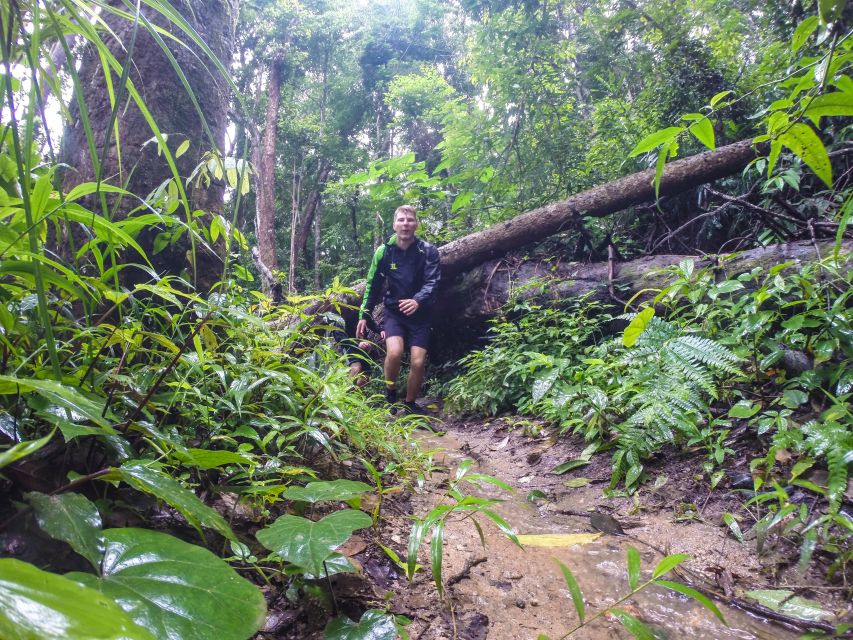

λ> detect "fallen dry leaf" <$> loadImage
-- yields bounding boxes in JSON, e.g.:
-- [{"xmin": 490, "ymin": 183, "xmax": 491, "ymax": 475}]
[{"xmin": 516, "ymin": 532, "xmax": 602, "ymax": 547}]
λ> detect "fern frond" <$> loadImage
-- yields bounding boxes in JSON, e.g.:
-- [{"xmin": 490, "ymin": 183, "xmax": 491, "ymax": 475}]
[
  {"xmin": 827, "ymin": 447, "xmax": 847, "ymax": 515},
  {"xmin": 670, "ymin": 335, "xmax": 742, "ymax": 376}
]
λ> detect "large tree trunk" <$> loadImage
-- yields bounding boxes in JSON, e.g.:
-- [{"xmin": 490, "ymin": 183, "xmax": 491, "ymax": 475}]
[
  {"xmin": 430, "ymin": 239, "xmax": 851, "ymax": 362},
  {"xmin": 60, "ymin": 0, "xmax": 235, "ymax": 290},
  {"xmin": 439, "ymin": 140, "xmax": 760, "ymax": 279},
  {"xmin": 254, "ymin": 63, "xmax": 282, "ymax": 276}
]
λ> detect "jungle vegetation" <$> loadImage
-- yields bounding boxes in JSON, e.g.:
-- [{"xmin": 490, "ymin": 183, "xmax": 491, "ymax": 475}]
[{"xmin": 0, "ymin": 0, "xmax": 850, "ymax": 638}]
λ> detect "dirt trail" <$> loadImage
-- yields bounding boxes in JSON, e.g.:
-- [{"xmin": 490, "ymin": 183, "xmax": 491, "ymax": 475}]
[{"xmin": 382, "ymin": 417, "xmax": 812, "ymax": 640}]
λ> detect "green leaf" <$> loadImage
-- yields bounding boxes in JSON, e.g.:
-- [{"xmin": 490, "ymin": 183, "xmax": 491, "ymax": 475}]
[
  {"xmin": 688, "ymin": 117, "xmax": 715, "ymax": 150},
  {"xmin": 26, "ymin": 492, "xmax": 103, "ymax": 569},
  {"xmin": 722, "ymin": 513, "xmax": 744, "ymax": 543},
  {"xmin": 342, "ymin": 171, "xmax": 371, "ymax": 185},
  {"xmin": 451, "ymin": 190, "xmax": 474, "ymax": 212},
  {"xmin": 0, "ymin": 376, "xmax": 113, "ymax": 429},
  {"xmin": 0, "ymin": 558, "xmax": 155, "ymax": 640},
  {"xmin": 116, "ymin": 461, "xmax": 236, "ymax": 541},
  {"xmin": 555, "ymin": 559, "xmax": 585, "ymax": 622},
  {"xmin": 817, "ymin": 0, "xmax": 846, "ymax": 24},
  {"xmin": 175, "ymin": 139, "xmax": 191, "ymax": 158},
  {"xmin": 778, "ymin": 123, "xmax": 832, "ymax": 188},
  {"xmin": 430, "ymin": 520, "xmax": 446, "ymax": 597},
  {"xmin": 744, "ymin": 590, "xmax": 833, "ymax": 621},
  {"xmin": 0, "ymin": 429, "xmax": 54, "ymax": 470},
  {"xmin": 29, "ymin": 173, "xmax": 54, "ymax": 220},
  {"xmin": 728, "ymin": 400, "xmax": 761, "ymax": 419},
  {"xmin": 481, "ymin": 508, "xmax": 521, "ymax": 547},
  {"xmin": 177, "ymin": 448, "xmax": 254, "ymax": 470},
  {"xmin": 280, "ymin": 479, "xmax": 372, "ymax": 504},
  {"xmin": 709, "ymin": 90, "xmax": 732, "ymax": 107},
  {"xmin": 623, "ymin": 308, "xmax": 655, "ymax": 347},
  {"xmin": 655, "ymin": 580, "xmax": 727, "ymax": 624},
  {"xmin": 324, "ymin": 609, "xmax": 398, "ymax": 640},
  {"xmin": 608, "ymin": 609, "xmax": 656, "ymax": 640},
  {"xmin": 407, "ymin": 519, "xmax": 428, "ymax": 579},
  {"xmin": 652, "ymin": 553, "xmax": 690, "ymax": 578},
  {"xmin": 629, "ymin": 127, "xmax": 684, "ymax": 157},
  {"xmin": 627, "ymin": 546, "xmax": 641, "ymax": 590},
  {"xmin": 256, "ymin": 509, "xmax": 372, "ymax": 576},
  {"xmin": 69, "ymin": 528, "xmax": 266, "ymax": 640},
  {"xmin": 781, "ymin": 389, "xmax": 809, "ymax": 409},
  {"xmin": 550, "ymin": 458, "xmax": 590, "ymax": 475},
  {"xmin": 803, "ymin": 91, "xmax": 853, "ymax": 126},
  {"xmin": 792, "ymin": 16, "xmax": 819, "ymax": 51}
]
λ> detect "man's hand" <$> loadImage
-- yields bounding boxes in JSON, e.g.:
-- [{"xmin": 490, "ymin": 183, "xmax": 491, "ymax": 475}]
[
  {"xmin": 398, "ymin": 298, "xmax": 419, "ymax": 316},
  {"xmin": 356, "ymin": 319, "xmax": 367, "ymax": 339}
]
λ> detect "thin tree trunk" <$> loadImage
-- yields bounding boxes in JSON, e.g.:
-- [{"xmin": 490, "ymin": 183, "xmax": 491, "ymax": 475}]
[
  {"xmin": 255, "ymin": 63, "xmax": 281, "ymax": 275},
  {"xmin": 313, "ymin": 201, "xmax": 322, "ymax": 290},
  {"xmin": 288, "ymin": 160, "xmax": 301, "ymax": 293},
  {"xmin": 295, "ymin": 160, "xmax": 332, "ymax": 256}
]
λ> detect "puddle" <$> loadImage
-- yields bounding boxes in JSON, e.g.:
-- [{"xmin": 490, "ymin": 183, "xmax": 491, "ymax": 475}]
[{"xmin": 402, "ymin": 429, "xmax": 801, "ymax": 640}]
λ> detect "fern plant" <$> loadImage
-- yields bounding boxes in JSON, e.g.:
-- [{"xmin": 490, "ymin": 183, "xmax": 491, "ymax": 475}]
[{"xmin": 606, "ymin": 315, "xmax": 743, "ymax": 488}]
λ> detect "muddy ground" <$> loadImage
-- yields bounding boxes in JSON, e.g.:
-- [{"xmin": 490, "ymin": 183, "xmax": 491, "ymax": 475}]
[{"xmin": 265, "ymin": 410, "xmax": 852, "ymax": 640}]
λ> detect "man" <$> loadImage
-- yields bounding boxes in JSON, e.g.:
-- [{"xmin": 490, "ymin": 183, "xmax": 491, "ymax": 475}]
[{"xmin": 357, "ymin": 205, "xmax": 440, "ymax": 414}]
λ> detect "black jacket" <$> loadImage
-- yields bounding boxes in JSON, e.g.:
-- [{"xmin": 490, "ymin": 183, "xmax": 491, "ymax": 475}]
[{"xmin": 359, "ymin": 235, "xmax": 441, "ymax": 320}]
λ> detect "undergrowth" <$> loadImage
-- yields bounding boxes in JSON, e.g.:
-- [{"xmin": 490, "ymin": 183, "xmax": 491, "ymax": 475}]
[{"xmin": 447, "ymin": 255, "xmax": 853, "ymax": 578}]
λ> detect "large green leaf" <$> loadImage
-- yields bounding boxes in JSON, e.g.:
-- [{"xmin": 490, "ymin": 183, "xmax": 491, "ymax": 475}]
[
  {"xmin": 0, "ymin": 430, "xmax": 54, "ymax": 470},
  {"xmin": 176, "ymin": 448, "xmax": 255, "ymax": 470},
  {"xmin": 609, "ymin": 609, "xmax": 656, "ymax": 640},
  {"xmin": 115, "ymin": 461, "xmax": 235, "ymax": 541},
  {"xmin": 256, "ymin": 509, "xmax": 373, "ymax": 576},
  {"xmin": 324, "ymin": 609, "xmax": 398, "ymax": 640},
  {"xmin": 778, "ymin": 123, "xmax": 832, "ymax": 188},
  {"xmin": 281, "ymin": 479, "xmax": 372, "ymax": 503},
  {"xmin": 0, "ymin": 558, "xmax": 154, "ymax": 640},
  {"xmin": 623, "ymin": 307, "xmax": 655, "ymax": 347},
  {"xmin": 629, "ymin": 126, "xmax": 684, "ymax": 157},
  {"xmin": 803, "ymin": 91, "xmax": 853, "ymax": 126},
  {"xmin": 818, "ymin": 0, "xmax": 846, "ymax": 24},
  {"xmin": 68, "ymin": 528, "xmax": 266, "ymax": 640},
  {"xmin": 26, "ymin": 492, "xmax": 103, "ymax": 569},
  {"xmin": 0, "ymin": 375, "xmax": 114, "ymax": 429}
]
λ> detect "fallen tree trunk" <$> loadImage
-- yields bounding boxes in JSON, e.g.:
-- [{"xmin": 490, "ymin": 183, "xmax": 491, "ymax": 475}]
[
  {"xmin": 429, "ymin": 239, "xmax": 851, "ymax": 362},
  {"xmin": 439, "ymin": 140, "xmax": 760, "ymax": 279}
]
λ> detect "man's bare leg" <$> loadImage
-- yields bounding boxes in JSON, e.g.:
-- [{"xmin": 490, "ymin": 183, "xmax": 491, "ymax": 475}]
[
  {"xmin": 384, "ymin": 336, "xmax": 405, "ymax": 396},
  {"xmin": 405, "ymin": 346, "xmax": 428, "ymax": 402}
]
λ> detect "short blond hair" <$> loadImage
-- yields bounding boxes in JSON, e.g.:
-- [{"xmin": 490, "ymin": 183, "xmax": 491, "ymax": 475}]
[{"xmin": 394, "ymin": 205, "xmax": 417, "ymax": 219}]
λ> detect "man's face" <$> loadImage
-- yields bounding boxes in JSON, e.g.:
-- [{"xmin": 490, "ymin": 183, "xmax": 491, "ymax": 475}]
[{"xmin": 393, "ymin": 209, "xmax": 418, "ymax": 240}]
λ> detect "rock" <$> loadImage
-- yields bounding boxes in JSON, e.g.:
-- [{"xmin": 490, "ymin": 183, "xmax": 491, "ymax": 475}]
[{"xmin": 515, "ymin": 598, "xmax": 526, "ymax": 608}]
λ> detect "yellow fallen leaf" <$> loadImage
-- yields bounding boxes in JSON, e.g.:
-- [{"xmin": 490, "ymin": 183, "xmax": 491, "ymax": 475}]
[{"xmin": 516, "ymin": 532, "xmax": 602, "ymax": 547}]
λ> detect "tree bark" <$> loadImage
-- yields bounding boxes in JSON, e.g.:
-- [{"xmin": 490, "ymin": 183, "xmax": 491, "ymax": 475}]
[
  {"xmin": 429, "ymin": 239, "xmax": 851, "ymax": 362},
  {"xmin": 439, "ymin": 140, "xmax": 761, "ymax": 280},
  {"xmin": 288, "ymin": 160, "xmax": 301, "ymax": 293},
  {"xmin": 60, "ymin": 0, "xmax": 235, "ymax": 290},
  {"xmin": 254, "ymin": 63, "xmax": 281, "ymax": 275},
  {"xmin": 295, "ymin": 159, "xmax": 332, "ymax": 257},
  {"xmin": 313, "ymin": 200, "xmax": 322, "ymax": 290}
]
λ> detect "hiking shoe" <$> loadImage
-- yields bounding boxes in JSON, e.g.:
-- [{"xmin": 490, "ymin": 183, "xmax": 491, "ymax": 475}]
[{"xmin": 401, "ymin": 400, "xmax": 427, "ymax": 416}]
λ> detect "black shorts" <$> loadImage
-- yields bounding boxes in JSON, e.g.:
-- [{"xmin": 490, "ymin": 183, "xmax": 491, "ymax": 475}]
[{"xmin": 383, "ymin": 309, "xmax": 431, "ymax": 349}]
